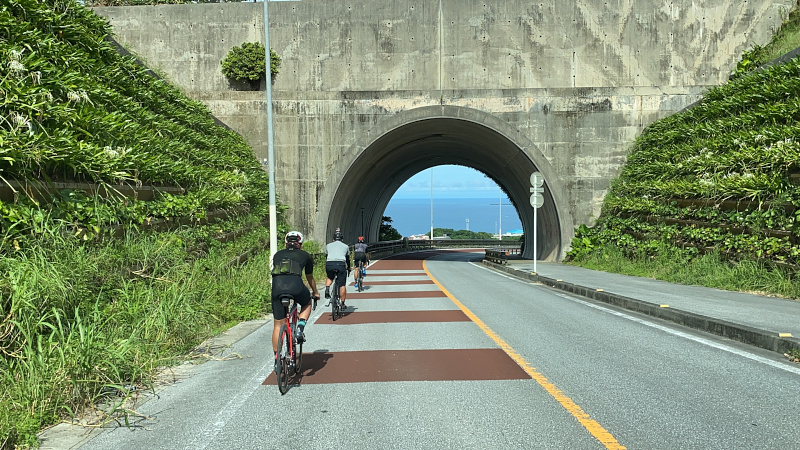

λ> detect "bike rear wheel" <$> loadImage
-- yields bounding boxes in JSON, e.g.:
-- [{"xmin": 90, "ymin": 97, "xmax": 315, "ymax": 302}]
[
  {"xmin": 331, "ymin": 283, "xmax": 340, "ymax": 320},
  {"xmin": 294, "ymin": 338, "xmax": 303, "ymax": 374},
  {"xmin": 276, "ymin": 324, "xmax": 290, "ymax": 394}
]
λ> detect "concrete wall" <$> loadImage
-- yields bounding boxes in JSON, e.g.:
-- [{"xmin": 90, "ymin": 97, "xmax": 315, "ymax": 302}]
[{"xmin": 93, "ymin": 0, "xmax": 792, "ymax": 258}]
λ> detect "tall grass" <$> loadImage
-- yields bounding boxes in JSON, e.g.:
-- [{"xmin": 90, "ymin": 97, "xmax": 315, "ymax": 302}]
[{"xmin": 0, "ymin": 217, "xmax": 275, "ymax": 448}]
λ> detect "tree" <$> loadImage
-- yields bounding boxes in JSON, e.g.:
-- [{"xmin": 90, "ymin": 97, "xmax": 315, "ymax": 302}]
[{"xmin": 379, "ymin": 216, "xmax": 402, "ymax": 241}]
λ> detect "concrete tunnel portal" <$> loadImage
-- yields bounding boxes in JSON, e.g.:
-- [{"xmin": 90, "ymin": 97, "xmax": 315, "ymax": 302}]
[{"xmin": 320, "ymin": 114, "xmax": 571, "ymax": 261}]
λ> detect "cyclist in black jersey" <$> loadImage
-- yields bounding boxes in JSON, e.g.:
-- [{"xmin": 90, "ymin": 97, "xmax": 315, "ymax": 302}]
[
  {"xmin": 271, "ymin": 231, "xmax": 320, "ymax": 360},
  {"xmin": 353, "ymin": 236, "xmax": 369, "ymax": 280}
]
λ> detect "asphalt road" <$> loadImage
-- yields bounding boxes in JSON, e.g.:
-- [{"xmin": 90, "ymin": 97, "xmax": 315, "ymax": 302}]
[{"xmin": 50, "ymin": 250, "xmax": 800, "ymax": 450}]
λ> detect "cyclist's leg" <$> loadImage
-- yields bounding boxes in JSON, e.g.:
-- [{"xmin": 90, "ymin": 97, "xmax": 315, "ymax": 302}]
[
  {"xmin": 272, "ymin": 319, "xmax": 285, "ymax": 353},
  {"xmin": 338, "ymin": 266, "xmax": 347, "ymax": 306},
  {"xmin": 293, "ymin": 284, "xmax": 312, "ymax": 341},
  {"xmin": 324, "ymin": 263, "xmax": 335, "ymax": 301},
  {"xmin": 270, "ymin": 283, "xmax": 290, "ymax": 354}
]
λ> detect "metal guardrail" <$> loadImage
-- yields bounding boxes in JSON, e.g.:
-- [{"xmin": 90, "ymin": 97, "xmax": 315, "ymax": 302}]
[
  {"xmin": 484, "ymin": 247, "xmax": 522, "ymax": 265},
  {"xmin": 313, "ymin": 239, "xmax": 521, "ymax": 261},
  {"xmin": 0, "ymin": 181, "xmax": 184, "ymax": 203},
  {"xmin": 367, "ymin": 239, "xmax": 516, "ymax": 256}
]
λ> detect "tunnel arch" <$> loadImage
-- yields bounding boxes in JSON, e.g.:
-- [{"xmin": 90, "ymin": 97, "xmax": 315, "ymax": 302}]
[{"xmin": 314, "ymin": 105, "xmax": 574, "ymax": 261}]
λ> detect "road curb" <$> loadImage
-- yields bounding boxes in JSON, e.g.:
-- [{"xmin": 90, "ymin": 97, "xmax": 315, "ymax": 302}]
[{"xmin": 484, "ymin": 261, "xmax": 800, "ymax": 355}]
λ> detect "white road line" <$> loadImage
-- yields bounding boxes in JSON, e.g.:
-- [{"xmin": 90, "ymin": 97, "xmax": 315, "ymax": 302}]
[
  {"xmin": 469, "ymin": 262, "xmax": 800, "ymax": 376},
  {"xmin": 183, "ymin": 360, "xmax": 272, "ymax": 450}
]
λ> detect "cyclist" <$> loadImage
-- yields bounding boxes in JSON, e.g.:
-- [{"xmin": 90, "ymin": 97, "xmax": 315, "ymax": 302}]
[
  {"xmin": 271, "ymin": 231, "xmax": 320, "ymax": 366},
  {"xmin": 324, "ymin": 228, "xmax": 351, "ymax": 309},
  {"xmin": 353, "ymin": 236, "xmax": 369, "ymax": 281}
]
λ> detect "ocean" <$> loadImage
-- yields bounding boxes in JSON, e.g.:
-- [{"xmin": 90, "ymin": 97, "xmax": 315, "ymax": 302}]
[{"xmin": 382, "ymin": 197, "xmax": 522, "ymax": 238}]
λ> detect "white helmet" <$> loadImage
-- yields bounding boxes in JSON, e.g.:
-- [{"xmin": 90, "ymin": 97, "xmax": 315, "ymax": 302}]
[{"xmin": 285, "ymin": 231, "xmax": 304, "ymax": 245}]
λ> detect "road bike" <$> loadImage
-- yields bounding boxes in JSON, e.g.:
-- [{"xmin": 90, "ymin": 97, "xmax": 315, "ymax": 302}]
[
  {"xmin": 330, "ymin": 269, "xmax": 344, "ymax": 321},
  {"xmin": 354, "ymin": 260, "xmax": 365, "ymax": 292},
  {"xmin": 275, "ymin": 294, "xmax": 303, "ymax": 394}
]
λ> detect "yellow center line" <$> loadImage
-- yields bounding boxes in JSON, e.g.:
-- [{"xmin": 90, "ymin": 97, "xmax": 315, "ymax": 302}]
[{"xmin": 423, "ymin": 260, "xmax": 626, "ymax": 450}]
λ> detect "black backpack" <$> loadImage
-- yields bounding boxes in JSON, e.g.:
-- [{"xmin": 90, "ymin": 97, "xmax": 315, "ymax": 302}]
[{"xmin": 271, "ymin": 258, "xmax": 303, "ymax": 276}]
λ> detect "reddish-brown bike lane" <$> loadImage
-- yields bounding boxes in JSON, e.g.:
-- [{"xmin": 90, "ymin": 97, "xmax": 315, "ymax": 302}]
[{"xmin": 263, "ymin": 250, "xmax": 531, "ymax": 385}]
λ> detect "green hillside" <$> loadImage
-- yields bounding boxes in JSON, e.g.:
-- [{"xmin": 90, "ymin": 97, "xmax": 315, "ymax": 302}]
[
  {"xmin": 0, "ymin": 1, "xmax": 286, "ymax": 447},
  {"xmin": 567, "ymin": 7, "xmax": 800, "ymax": 299},
  {"xmin": 1, "ymin": 0, "xmax": 272, "ymax": 243}
]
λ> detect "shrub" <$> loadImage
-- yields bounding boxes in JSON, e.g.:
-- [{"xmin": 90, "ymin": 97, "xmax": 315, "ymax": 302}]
[{"xmin": 220, "ymin": 42, "xmax": 281, "ymax": 87}]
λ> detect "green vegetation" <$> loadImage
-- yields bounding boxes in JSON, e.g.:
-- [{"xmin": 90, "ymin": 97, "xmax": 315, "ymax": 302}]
[
  {"xmin": 379, "ymin": 216, "xmax": 402, "ymax": 241},
  {"xmin": 432, "ymin": 228, "xmax": 495, "ymax": 240},
  {"xmin": 1, "ymin": 0, "xmax": 274, "ymax": 248},
  {"xmin": 0, "ymin": 212, "xmax": 279, "ymax": 448},
  {"xmin": 731, "ymin": 1, "xmax": 800, "ymax": 79},
  {"xmin": 567, "ymin": 4, "xmax": 800, "ymax": 299},
  {"xmin": 220, "ymin": 42, "xmax": 281, "ymax": 89},
  {"xmin": 0, "ymin": 1, "xmax": 291, "ymax": 446}
]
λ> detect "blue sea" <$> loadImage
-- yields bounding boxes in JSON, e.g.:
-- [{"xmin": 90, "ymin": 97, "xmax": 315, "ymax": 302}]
[{"xmin": 383, "ymin": 197, "xmax": 522, "ymax": 238}]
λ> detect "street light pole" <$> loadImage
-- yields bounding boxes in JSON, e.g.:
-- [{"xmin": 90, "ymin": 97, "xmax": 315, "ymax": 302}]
[
  {"xmin": 263, "ymin": 0, "xmax": 277, "ymax": 268},
  {"xmin": 430, "ymin": 168, "xmax": 434, "ymax": 240},
  {"xmin": 498, "ymin": 189, "xmax": 502, "ymax": 240}
]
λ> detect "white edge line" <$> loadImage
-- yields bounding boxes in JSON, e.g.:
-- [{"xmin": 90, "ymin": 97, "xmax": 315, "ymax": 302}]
[{"xmin": 469, "ymin": 262, "xmax": 800, "ymax": 376}]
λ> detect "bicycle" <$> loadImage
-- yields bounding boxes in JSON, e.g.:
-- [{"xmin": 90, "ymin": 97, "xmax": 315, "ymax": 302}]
[
  {"xmin": 275, "ymin": 293, "xmax": 304, "ymax": 395},
  {"xmin": 329, "ymin": 269, "xmax": 344, "ymax": 321},
  {"xmin": 354, "ymin": 261, "xmax": 365, "ymax": 292}
]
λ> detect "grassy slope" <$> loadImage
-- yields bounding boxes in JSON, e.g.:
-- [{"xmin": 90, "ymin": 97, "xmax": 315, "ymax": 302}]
[
  {"xmin": 0, "ymin": 1, "xmax": 289, "ymax": 447},
  {"xmin": 0, "ymin": 0, "xmax": 274, "ymax": 247},
  {"xmin": 566, "ymin": 3, "xmax": 800, "ymax": 300}
]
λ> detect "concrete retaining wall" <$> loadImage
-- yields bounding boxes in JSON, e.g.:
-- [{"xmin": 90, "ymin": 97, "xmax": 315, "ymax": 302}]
[{"xmin": 93, "ymin": 0, "xmax": 792, "ymax": 254}]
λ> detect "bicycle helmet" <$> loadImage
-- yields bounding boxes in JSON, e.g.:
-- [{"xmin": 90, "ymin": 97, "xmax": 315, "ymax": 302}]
[
  {"xmin": 357, "ymin": 236, "xmax": 365, "ymax": 243},
  {"xmin": 333, "ymin": 228, "xmax": 344, "ymax": 241},
  {"xmin": 285, "ymin": 230, "xmax": 304, "ymax": 246}
]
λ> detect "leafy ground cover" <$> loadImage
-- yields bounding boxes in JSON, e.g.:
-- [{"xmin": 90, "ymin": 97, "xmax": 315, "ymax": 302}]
[
  {"xmin": 732, "ymin": 1, "xmax": 800, "ymax": 77},
  {"xmin": 1, "ymin": 0, "xmax": 272, "ymax": 248},
  {"xmin": 567, "ymin": 4, "xmax": 800, "ymax": 299}
]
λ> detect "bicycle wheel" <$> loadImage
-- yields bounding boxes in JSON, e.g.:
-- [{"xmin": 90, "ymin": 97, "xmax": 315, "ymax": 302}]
[
  {"xmin": 294, "ymin": 338, "xmax": 303, "ymax": 374},
  {"xmin": 356, "ymin": 266, "xmax": 363, "ymax": 292},
  {"xmin": 276, "ymin": 324, "xmax": 290, "ymax": 394},
  {"xmin": 331, "ymin": 283, "xmax": 340, "ymax": 321}
]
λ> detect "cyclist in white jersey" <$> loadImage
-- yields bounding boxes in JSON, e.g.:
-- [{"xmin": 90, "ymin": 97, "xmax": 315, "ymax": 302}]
[{"xmin": 324, "ymin": 228, "xmax": 351, "ymax": 309}]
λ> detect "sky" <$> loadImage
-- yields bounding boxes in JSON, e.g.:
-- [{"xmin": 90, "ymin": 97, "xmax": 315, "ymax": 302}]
[
  {"xmin": 385, "ymin": 165, "xmax": 522, "ymax": 236},
  {"xmin": 393, "ymin": 165, "xmax": 503, "ymax": 199}
]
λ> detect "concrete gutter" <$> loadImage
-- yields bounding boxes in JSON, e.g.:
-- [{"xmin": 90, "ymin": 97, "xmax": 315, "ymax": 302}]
[{"xmin": 484, "ymin": 261, "xmax": 800, "ymax": 355}]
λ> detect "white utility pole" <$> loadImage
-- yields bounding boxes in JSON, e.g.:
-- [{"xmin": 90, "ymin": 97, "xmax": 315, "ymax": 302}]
[
  {"xmin": 430, "ymin": 168, "xmax": 434, "ymax": 240},
  {"xmin": 263, "ymin": 0, "xmax": 277, "ymax": 268},
  {"xmin": 498, "ymin": 189, "xmax": 502, "ymax": 240},
  {"xmin": 530, "ymin": 172, "xmax": 544, "ymax": 274}
]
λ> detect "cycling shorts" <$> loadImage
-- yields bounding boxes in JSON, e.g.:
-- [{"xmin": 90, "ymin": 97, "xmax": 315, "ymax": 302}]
[
  {"xmin": 354, "ymin": 252, "xmax": 368, "ymax": 266},
  {"xmin": 271, "ymin": 275, "xmax": 311, "ymax": 320},
  {"xmin": 325, "ymin": 261, "xmax": 348, "ymax": 287}
]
